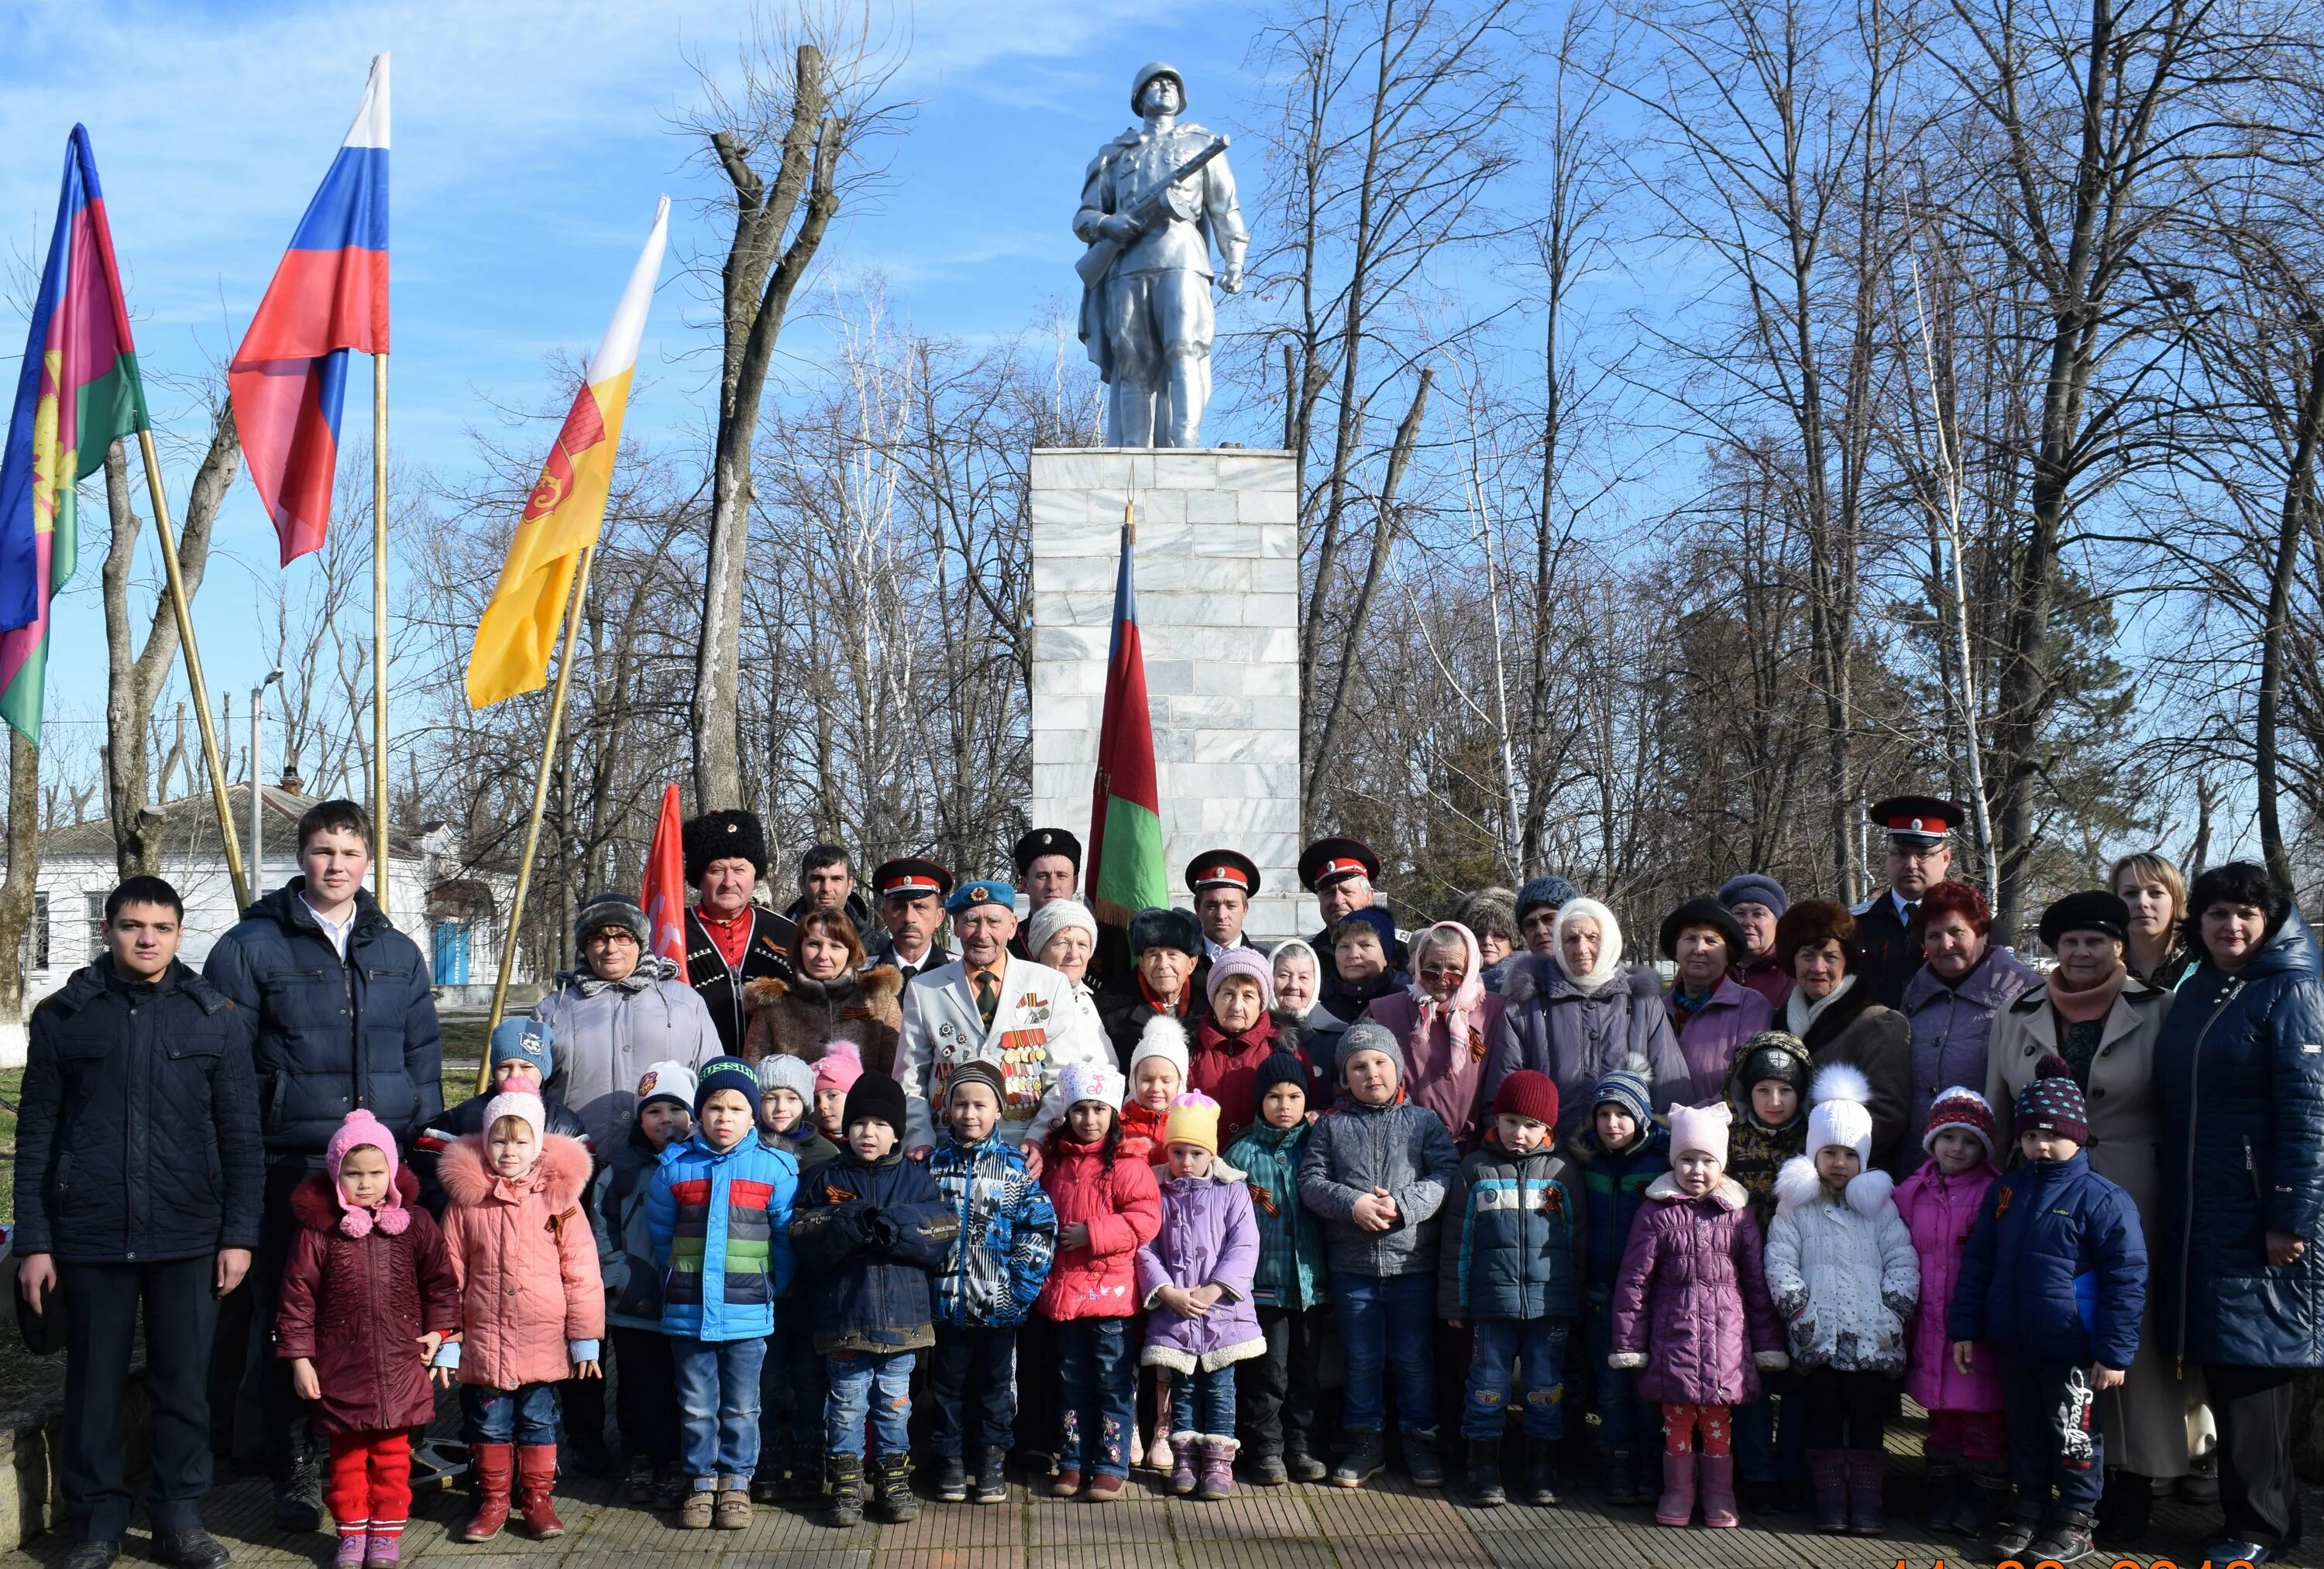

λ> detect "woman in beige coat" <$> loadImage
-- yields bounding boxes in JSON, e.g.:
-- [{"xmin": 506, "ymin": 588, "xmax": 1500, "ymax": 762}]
[{"xmin": 1985, "ymin": 889, "xmax": 2198, "ymax": 1544}]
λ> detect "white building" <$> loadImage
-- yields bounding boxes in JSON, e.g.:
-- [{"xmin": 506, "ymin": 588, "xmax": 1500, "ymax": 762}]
[{"xmin": 5, "ymin": 783, "xmax": 524, "ymax": 1065}]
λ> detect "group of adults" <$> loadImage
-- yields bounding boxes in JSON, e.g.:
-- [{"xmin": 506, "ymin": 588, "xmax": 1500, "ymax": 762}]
[{"xmin": 12, "ymin": 785, "xmax": 2324, "ymax": 1567}]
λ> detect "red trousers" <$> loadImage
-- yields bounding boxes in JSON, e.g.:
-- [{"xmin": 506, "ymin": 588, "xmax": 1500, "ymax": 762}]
[
  {"xmin": 325, "ymin": 1431, "xmax": 413, "ymax": 1540},
  {"xmin": 1662, "ymin": 1402, "xmax": 1733, "ymax": 1457}
]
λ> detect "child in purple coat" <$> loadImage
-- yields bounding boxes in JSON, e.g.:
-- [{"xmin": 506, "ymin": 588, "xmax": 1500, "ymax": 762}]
[
  {"xmin": 1609, "ymin": 1100, "xmax": 1789, "ymax": 1531},
  {"xmin": 1137, "ymin": 1093, "xmax": 1264, "ymax": 1502},
  {"xmin": 1893, "ymin": 1086, "xmax": 2006, "ymax": 1535}
]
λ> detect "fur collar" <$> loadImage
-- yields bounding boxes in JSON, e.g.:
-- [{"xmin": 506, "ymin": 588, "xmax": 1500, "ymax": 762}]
[
  {"xmin": 289, "ymin": 1166, "xmax": 421, "ymax": 1233},
  {"xmin": 744, "ymin": 964, "xmax": 903, "ymax": 1015},
  {"xmin": 1772, "ymin": 1154, "xmax": 1896, "ymax": 1217},
  {"xmin": 1503, "ymin": 953, "xmax": 1664, "ymax": 1008},
  {"xmin": 436, "ymin": 1131, "xmax": 591, "ymax": 1210},
  {"xmin": 1644, "ymin": 1169, "xmax": 1747, "ymax": 1210}
]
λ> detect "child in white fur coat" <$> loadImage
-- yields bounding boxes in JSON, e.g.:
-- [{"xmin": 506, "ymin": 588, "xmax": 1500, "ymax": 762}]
[{"xmin": 1763, "ymin": 1064, "xmax": 1917, "ymax": 1537}]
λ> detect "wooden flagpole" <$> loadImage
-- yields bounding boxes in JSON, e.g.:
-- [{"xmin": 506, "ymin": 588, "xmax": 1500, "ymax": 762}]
[
  {"xmin": 135, "ymin": 430, "xmax": 249, "ymax": 910},
  {"xmin": 372, "ymin": 352, "xmax": 390, "ymax": 912},
  {"xmin": 479, "ymin": 544, "xmax": 597, "ymax": 1093}
]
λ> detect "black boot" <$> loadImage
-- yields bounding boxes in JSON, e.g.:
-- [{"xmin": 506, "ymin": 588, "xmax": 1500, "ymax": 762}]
[
  {"xmin": 825, "ymin": 1454, "xmax": 864, "ymax": 1529},
  {"xmin": 1246, "ymin": 1447, "xmax": 1289, "ymax": 1487},
  {"xmin": 2093, "ymin": 1468, "xmax": 2154, "ymax": 1550},
  {"xmin": 1988, "ymin": 1508, "xmax": 2041, "ymax": 1559},
  {"xmin": 270, "ymin": 1444, "xmax": 323, "ymax": 1534},
  {"xmin": 1284, "ymin": 1430, "xmax": 1328, "ymax": 1484},
  {"xmin": 2027, "ymin": 1509, "xmax": 2096, "ymax": 1564},
  {"xmin": 1521, "ymin": 1439, "xmax": 1561, "ymax": 1507},
  {"xmin": 1331, "ymin": 1429, "xmax": 1386, "ymax": 1488},
  {"xmin": 1600, "ymin": 1450, "xmax": 1640, "ymax": 1505},
  {"xmin": 1466, "ymin": 1439, "xmax": 1506, "ymax": 1508},
  {"xmin": 972, "ymin": 1444, "xmax": 1009, "ymax": 1505},
  {"xmin": 1925, "ymin": 1445, "xmax": 1965, "ymax": 1533},
  {"xmin": 1965, "ymin": 1458, "xmax": 2011, "ymax": 1537},
  {"xmin": 870, "ymin": 1451, "xmax": 919, "ymax": 1523},
  {"xmin": 933, "ymin": 1452, "xmax": 968, "ymax": 1503},
  {"xmin": 1403, "ymin": 1428, "xmax": 1445, "ymax": 1488}
]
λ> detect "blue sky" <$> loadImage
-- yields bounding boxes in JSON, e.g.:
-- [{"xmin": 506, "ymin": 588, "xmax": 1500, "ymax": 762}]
[{"xmin": 0, "ymin": 0, "xmax": 1274, "ymax": 768}]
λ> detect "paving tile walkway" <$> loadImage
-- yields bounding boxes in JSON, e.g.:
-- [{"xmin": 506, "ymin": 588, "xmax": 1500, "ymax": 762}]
[{"xmin": 8, "ymin": 1429, "xmax": 2311, "ymax": 1569}]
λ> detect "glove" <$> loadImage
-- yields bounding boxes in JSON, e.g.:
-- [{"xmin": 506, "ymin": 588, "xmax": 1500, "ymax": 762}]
[
  {"xmin": 1754, "ymin": 1349, "xmax": 1791, "ymax": 1372},
  {"xmin": 1607, "ymin": 1351, "xmax": 1648, "ymax": 1370}
]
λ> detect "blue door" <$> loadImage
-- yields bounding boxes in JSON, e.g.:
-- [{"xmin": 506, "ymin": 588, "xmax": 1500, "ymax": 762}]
[{"xmin": 432, "ymin": 921, "xmax": 471, "ymax": 986}]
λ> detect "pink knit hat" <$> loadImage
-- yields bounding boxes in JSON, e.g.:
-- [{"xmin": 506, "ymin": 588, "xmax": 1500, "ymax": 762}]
[
  {"xmin": 1205, "ymin": 946, "xmax": 1277, "ymax": 1009},
  {"xmin": 326, "ymin": 1109, "xmax": 409, "ymax": 1238},
  {"xmin": 814, "ymin": 1039, "xmax": 865, "ymax": 1095},
  {"xmin": 1666, "ymin": 1100, "xmax": 1731, "ymax": 1166}
]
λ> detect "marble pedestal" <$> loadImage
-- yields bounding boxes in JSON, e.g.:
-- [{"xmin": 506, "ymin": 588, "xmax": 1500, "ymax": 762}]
[{"xmin": 1026, "ymin": 447, "xmax": 1311, "ymax": 942}]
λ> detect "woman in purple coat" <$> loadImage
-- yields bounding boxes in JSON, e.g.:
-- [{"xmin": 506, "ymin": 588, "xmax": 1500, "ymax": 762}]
[
  {"xmin": 1608, "ymin": 1100, "xmax": 1789, "ymax": 1531},
  {"xmin": 1899, "ymin": 883, "xmax": 2037, "ymax": 1138},
  {"xmin": 1137, "ymin": 1092, "xmax": 1263, "ymax": 1502},
  {"xmin": 1660, "ymin": 898, "xmax": 1775, "ymax": 1104}
]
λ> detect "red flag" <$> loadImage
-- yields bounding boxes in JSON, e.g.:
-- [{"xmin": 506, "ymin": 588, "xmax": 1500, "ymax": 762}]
[
  {"xmin": 641, "ymin": 782, "xmax": 689, "ymax": 981},
  {"xmin": 1087, "ymin": 509, "xmax": 1169, "ymax": 926}
]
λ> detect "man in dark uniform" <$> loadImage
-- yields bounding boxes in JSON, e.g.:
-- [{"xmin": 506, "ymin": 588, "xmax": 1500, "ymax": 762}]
[
  {"xmin": 1300, "ymin": 835, "xmax": 1405, "ymax": 984},
  {"xmin": 865, "ymin": 857, "xmax": 954, "ymax": 983},
  {"xmin": 1186, "ymin": 849, "xmax": 1259, "ymax": 999},
  {"xmin": 1851, "ymin": 795, "xmax": 1965, "ymax": 1009},
  {"xmin": 681, "ymin": 809, "xmax": 795, "ymax": 1055}
]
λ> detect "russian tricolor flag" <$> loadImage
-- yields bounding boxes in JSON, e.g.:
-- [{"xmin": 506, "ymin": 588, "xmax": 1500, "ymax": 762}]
[{"xmin": 229, "ymin": 54, "xmax": 388, "ymax": 565}]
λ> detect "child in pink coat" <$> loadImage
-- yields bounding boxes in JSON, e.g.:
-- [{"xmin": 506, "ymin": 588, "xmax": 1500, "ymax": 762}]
[{"xmin": 1891, "ymin": 1086, "xmax": 2006, "ymax": 1534}]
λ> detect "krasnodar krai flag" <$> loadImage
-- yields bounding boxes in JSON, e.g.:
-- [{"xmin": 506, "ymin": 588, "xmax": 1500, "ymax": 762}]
[
  {"xmin": 1085, "ymin": 506, "xmax": 1170, "ymax": 926},
  {"xmin": 229, "ymin": 53, "xmax": 389, "ymax": 565},
  {"xmin": 465, "ymin": 196, "xmax": 669, "ymax": 708},
  {"xmin": 0, "ymin": 127, "xmax": 152, "ymax": 740}
]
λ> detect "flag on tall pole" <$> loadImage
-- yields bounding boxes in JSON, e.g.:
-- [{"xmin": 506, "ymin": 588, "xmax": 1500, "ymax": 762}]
[
  {"xmin": 0, "ymin": 127, "xmax": 152, "ymax": 740},
  {"xmin": 641, "ymin": 781, "xmax": 689, "ymax": 982},
  {"xmin": 465, "ymin": 196, "xmax": 668, "ymax": 708},
  {"xmin": 1085, "ymin": 500, "xmax": 1170, "ymax": 926},
  {"xmin": 229, "ymin": 53, "xmax": 389, "ymax": 565}
]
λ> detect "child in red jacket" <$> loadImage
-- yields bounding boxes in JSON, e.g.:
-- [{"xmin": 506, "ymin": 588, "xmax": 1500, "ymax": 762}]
[
  {"xmin": 275, "ymin": 1111, "xmax": 460, "ymax": 1569},
  {"xmin": 1037, "ymin": 1061, "xmax": 1162, "ymax": 1500}
]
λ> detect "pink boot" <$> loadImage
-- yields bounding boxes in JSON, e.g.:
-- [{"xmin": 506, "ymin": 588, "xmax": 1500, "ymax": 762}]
[
  {"xmin": 1196, "ymin": 1437, "xmax": 1238, "ymax": 1501},
  {"xmin": 1655, "ymin": 1451, "xmax": 1697, "ymax": 1527},
  {"xmin": 1697, "ymin": 1454, "xmax": 1739, "ymax": 1527}
]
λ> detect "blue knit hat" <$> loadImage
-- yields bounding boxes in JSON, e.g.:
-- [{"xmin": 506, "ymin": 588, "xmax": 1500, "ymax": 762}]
[
  {"xmin": 1517, "ymin": 876, "xmax": 1580, "ymax": 919},
  {"xmin": 1590, "ymin": 1053, "xmax": 1655, "ymax": 1128},
  {"xmin": 489, "ymin": 1018, "xmax": 553, "ymax": 1080},
  {"xmin": 1717, "ymin": 872, "xmax": 1789, "ymax": 919},
  {"xmin": 694, "ymin": 1055, "xmax": 763, "ymax": 1117}
]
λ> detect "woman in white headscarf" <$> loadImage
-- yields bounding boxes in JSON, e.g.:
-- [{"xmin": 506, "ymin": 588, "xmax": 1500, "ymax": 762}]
[{"xmin": 1481, "ymin": 897, "xmax": 1690, "ymax": 1143}]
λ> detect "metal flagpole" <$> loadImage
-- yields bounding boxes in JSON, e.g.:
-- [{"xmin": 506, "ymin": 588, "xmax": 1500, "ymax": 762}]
[
  {"xmin": 135, "ymin": 430, "xmax": 249, "ymax": 910},
  {"xmin": 480, "ymin": 544, "xmax": 597, "ymax": 1093},
  {"xmin": 372, "ymin": 352, "xmax": 390, "ymax": 912}
]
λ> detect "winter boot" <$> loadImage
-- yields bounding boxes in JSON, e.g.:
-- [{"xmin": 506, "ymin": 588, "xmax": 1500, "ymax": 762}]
[
  {"xmin": 1655, "ymin": 1451, "xmax": 1698, "ymax": 1527},
  {"xmin": 1466, "ymin": 1438, "xmax": 1507, "ymax": 1508},
  {"xmin": 651, "ymin": 1462, "xmax": 686, "ymax": 1512},
  {"xmin": 824, "ymin": 1454, "xmax": 864, "ymax": 1529},
  {"xmin": 933, "ymin": 1453, "xmax": 968, "ymax": 1504},
  {"xmin": 457, "ymin": 1444, "xmax": 514, "ymax": 1543},
  {"xmin": 515, "ymin": 1446, "xmax": 566, "ymax": 1540},
  {"xmin": 1987, "ymin": 1507, "xmax": 2041, "ymax": 1560},
  {"xmin": 871, "ymin": 1452, "xmax": 919, "ymax": 1523},
  {"xmin": 1171, "ymin": 1435, "xmax": 1200, "ymax": 1495},
  {"xmin": 787, "ymin": 1439, "xmax": 824, "ymax": 1501},
  {"xmin": 1806, "ymin": 1449, "xmax": 1848, "ymax": 1533},
  {"xmin": 1600, "ymin": 1449, "xmax": 1641, "ymax": 1506},
  {"xmin": 676, "ymin": 1487, "xmax": 714, "ymax": 1530},
  {"xmin": 713, "ymin": 1478, "xmax": 752, "ymax": 1530},
  {"xmin": 1246, "ymin": 1444, "xmax": 1287, "ymax": 1487},
  {"xmin": 1521, "ymin": 1439, "xmax": 1561, "ymax": 1507},
  {"xmin": 1332, "ymin": 1429, "xmax": 1386, "ymax": 1488},
  {"xmin": 625, "ymin": 1454, "xmax": 657, "ymax": 1505},
  {"xmin": 1964, "ymin": 1457, "xmax": 2011, "ymax": 1536},
  {"xmin": 1698, "ymin": 1453, "xmax": 1740, "ymax": 1528},
  {"xmin": 1925, "ymin": 1443, "xmax": 1964, "ymax": 1532},
  {"xmin": 1284, "ymin": 1431, "xmax": 1328, "ymax": 1484},
  {"xmin": 1197, "ymin": 1437, "xmax": 1239, "ymax": 1501},
  {"xmin": 1050, "ymin": 1466, "xmax": 1084, "ymax": 1498},
  {"xmin": 1403, "ymin": 1428, "xmax": 1445, "ymax": 1488},
  {"xmin": 750, "ymin": 1458, "xmax": 782, "ymax": 1505},
  {"xmin": 972, "ymin": 1444, "xmax": 1009, "ymax": 1505},
  {"xmin": 2027, "ymin": 1509, "xmax": 2097, "ymax": 1564},
  {"xmin": 2093, "ymin": 1467, "xmax": 2154, "ymax": 1549},
  {"xmin": 1844, "ymin": 1449, "xmax": 1886, "ymax": 1536},
  {"xmin": 272, "ymin": 1445, "xmax": 324, "ymax": 1536}
]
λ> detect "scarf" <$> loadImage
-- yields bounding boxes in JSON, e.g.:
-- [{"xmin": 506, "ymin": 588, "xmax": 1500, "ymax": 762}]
[
  {"xmin": 1407, "ymin": 921, "xmax": 1486, "ymax": 1066},
  {"xmin": 1137, "ymin": 973, "xmax": 1191, "ymax": 1018},
  {"xmin": 789, "ymin": 968, "xmax": 864, "ymax": 1006},
  {"xmin": 562, "ymin": 953, "xmax": 682, "ymax": 997},
  {"xmin": 2047, "ymin": 962, "xmax": 2126, "ymax": 1025},
  {"xmin": 1195, "ymin": 1011, "xmax": 1278, "ymax": 1056},
  {"xmin": 1785, "ymin": 971, "xmax": 1858, "ymax": 1036}
]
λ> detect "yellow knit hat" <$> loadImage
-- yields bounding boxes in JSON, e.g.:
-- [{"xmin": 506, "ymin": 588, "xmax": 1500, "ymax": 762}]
[{"xmin": 1163, "ymin": 1091, "xmax": 1221, "ymax": 1157}]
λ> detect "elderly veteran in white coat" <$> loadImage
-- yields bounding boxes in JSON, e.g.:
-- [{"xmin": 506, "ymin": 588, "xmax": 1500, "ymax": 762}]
[{"xmin": 896, "ymin": 878, "xmax": 1111, "ymax": 1173}]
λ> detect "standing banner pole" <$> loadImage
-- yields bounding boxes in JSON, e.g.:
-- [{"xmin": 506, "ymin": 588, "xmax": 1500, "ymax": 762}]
[
  {"xmin": 372, "ymin": 352, "xmax": 390, "ymax": 912},
  {"xmin": 135, "ymin": 430, "xmax": 249, "ymax": 910},
  {"xmin": 480, "ymin": 544, "xmax": 596, "ymax": 1092}
]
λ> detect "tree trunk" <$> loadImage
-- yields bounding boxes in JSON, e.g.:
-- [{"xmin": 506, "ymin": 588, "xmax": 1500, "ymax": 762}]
[
  {"xmin": 2255, "ymin": 335, "xmax": 2324, "ymax": 891},
  {"xmin": 0, "ymin": 733, "xmax": 42, "ymax": 1025}
]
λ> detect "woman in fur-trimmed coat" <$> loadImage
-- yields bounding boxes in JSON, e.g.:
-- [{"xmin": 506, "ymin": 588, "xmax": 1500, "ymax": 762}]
[{"xmin": 742, "ymin": 969, "xmax": 903, "ymax": 1076}]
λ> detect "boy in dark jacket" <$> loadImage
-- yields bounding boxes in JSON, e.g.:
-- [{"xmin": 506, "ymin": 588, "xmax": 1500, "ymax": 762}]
[
  {"xmin": 1298, "ymin": 1018, "xmax": 1459, "ymax": 1490},
  {"xmin": 1566, "ymin": 1056, "xmax": 1669, "ymax": 1505},
  {"xmin": 752, "ymin": 1054, "xmax": 837, "ymax": 1503},
  {"xmin": 1949, "ymin": 1057, "xmax": 2146, "ymax": 1565},
  {"xmin": 1721, "ymin": 1031, "xmax": 1811, "ymax": 1511},
  {"xmin": 1226, "ymin": 1051, "xmax": 1332, "ymax": 1484},
  {"xmin": 1439, "ymin": 1070, "xmax": 1582, "ymax": 1509},
  {"xmin": 15, "ymin": 877, "xmax": 263, "ymax": 1569},
  {"xmin": 789, "ymin": 1072, "xmax": 958, "ymax": 1528},
  {"xmin": 589, "ymin": 1060, "xmax": 695, "ymax": 1507}
]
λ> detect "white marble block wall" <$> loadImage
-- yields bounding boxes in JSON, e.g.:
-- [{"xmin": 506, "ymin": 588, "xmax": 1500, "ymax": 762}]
[{"xmin": 1028, "ymin": 447, "xmax": 1313, "ymax": 942}]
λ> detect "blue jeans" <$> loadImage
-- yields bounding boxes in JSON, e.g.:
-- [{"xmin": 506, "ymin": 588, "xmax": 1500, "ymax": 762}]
[
  {"xmin": 1180, "ymin": 1363, "xmax": 1237, "ymax": 1440},
  {"xmin": 1333, "ymin": 1272, "xmax": 1437, "ymax": 1434},
  {"xmin": 1734, "ymin": 1370, "xmax": 1807, "ymax": 1484},
  {"xmin": 1462, "ymin": 1317, "xmax": 1569, "ymax": 1441},
  {"xmin": 1057, "ymin": 1319, "xmax": 1136, "ymax": 1479},
  {"xmin": 670, "ymin": 1335, "xmax": 768, "ymax": 1485},
  {"xmin": 1585, "ymin": 1298, "xmax": 1656, "ymax": 1457},
  {"xmin": 826, "ymin": 1350, "xmax": 916, "ymax": 1459},
  {"xmin": 758, "ymin": 1299, "xmax": 826, "ymax": 1464},
  {"xmin": 461, "ymin": 1382, "xmax": 560, "ymax": 1447}
]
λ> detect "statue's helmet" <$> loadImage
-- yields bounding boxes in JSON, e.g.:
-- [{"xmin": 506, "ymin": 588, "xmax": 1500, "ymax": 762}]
[{"xmin": 1130, "ymin": 61, "xmax": 1187, "ymax": 114}]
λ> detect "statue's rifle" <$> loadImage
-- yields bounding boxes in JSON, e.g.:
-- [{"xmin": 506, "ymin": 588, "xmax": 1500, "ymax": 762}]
[{"xmin": 1074, "ymin": 135, "xmax": 1231, "ymax": 290}]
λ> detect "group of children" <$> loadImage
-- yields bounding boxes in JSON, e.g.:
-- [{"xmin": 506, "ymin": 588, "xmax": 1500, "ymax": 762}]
[{"xmin": 272, "ymin": 1001, "xmax": 2147, "ymax": 1564}]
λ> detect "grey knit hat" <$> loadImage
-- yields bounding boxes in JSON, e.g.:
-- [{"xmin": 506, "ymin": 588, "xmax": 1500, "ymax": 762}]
[
  {"xmin": 1517, "ymin": 876, "xmax": 1580, "ymax": 920},
  {"xmin": 576, "ymin": 891, "xmax": 651, "ymax": 950},
  {"xmin": 1336, "ymin": 1018, "xmax": 1404, "ymax": 1084},
  {"xmin": 758, "ymin": 1053, "xmax": 816, "ymax": 1104},
  {"xmin": 1454, "ymin": 887, "xmax": 1518, "ymax": 942}
]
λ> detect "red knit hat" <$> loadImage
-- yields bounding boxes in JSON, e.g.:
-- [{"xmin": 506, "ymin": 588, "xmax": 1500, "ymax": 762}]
[
  {"xmin": 1922, "ymin": 1085, "xmax": 1996, "ymax": 1157},
  {"xmin": 1493, "ymin": 1069, "xmax": 1559, "ymax": 1131}
]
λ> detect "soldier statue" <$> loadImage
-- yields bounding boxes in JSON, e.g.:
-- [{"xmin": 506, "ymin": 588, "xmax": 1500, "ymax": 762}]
[{"xmin": 1074, "ymin": 61, "xmax": 1249, "ymax": 448}]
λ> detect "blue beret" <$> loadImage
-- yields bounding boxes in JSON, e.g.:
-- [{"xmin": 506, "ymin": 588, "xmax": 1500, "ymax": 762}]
[{"xmin": 947, "ymin": 878, "xmax": 1017, "ymax": 915}]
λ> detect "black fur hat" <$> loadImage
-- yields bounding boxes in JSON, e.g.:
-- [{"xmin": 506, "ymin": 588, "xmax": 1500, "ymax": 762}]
[
  {"xmin": 1129, "ymin": 905, "xmax": 1203, "ymax": 957},
  {"xmin": 682, "ymin": 809, "xmax": 768, "ymax": 885}
]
